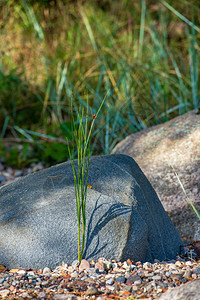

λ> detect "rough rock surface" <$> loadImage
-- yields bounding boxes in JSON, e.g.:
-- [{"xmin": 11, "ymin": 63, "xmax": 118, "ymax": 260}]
[
  {"xmin": 0, "ymin": 154, "xmax": 182, "ymax": 269},
  {"xmin": 158, "ymin": 279, "xmax": 200, "ymax": 300},
  {"xmin": 112, "ymin": 109, "xmax": 200, "ymax": 239}
]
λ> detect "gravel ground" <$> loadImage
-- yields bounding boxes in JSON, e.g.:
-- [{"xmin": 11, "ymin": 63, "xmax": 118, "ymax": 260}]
[
  {"xmin": 0, "ymin": 162, "xmax": 45, "ymax": 187},
  {"xmin": 0, "ymin": 253, "xmax": 200, "ymax": 300}
]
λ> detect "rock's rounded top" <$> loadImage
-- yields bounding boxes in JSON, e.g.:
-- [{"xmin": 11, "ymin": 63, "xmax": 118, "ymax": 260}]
[{"xmin": 112, "ymin": 109, "xmax": 200, "ymax": 169}]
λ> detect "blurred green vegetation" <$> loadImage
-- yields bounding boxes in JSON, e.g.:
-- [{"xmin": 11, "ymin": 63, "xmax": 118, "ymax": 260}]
[{"xmin": 0, "ymin": 0, "xmax": 200, "ymax": 168}]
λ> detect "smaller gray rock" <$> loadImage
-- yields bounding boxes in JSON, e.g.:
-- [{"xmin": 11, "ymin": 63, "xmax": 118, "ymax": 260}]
[
  {"xmin": 72, "ymin": 260, "xmax": 80, "ymax": 269},
  {"xmin": 53, "ymin": 295, "xmax": 77, "ymax": 300},
  {"xmin": 0, "ymin": 175, "xmax": 6, "ymax": 183},
  {"xmin": 0, "ymin": 289, "xmax": 10, "ymax": 297},
  {"xmin": 122, "ymin": 285, "xmax": 132, "ymax": 292},
  {"xmin": 106, "ymin": 278, "xmax": 114, "ymax": 285},
  {"xmin": 103, "ymin": 260, "xmax": 112, "ymax": 271},
  {"xmin": 38, "ymin": 291, "xmax": 47, "ymax": 299},
  {"xmin": 95, "ymin": 261, "xmax": 105, "ymax": 271},
  {"xmin": 43, "ymin": 267, "xmax": 51, "ymax": 275},
  {"xmin": 85, "ymin": 286, "xmax": 99, "ymax": 296},
  {"xmin": 193, "ymin": 267, "xmax": 200, "ymax": 274},
  {"xmin": 41, "ymin": 280, "xmax": 49, "ymax": 286},
  {"xmin": 17, "ymin": 270, "xmax": 26, "ymax": 276},
  {"xmin": 126, "ymin": 275, "xmax": 141, "ymax": 284},
  {"xmin": 0, "ymin": 278, "xmax": 5, "ymax": 284},
  {"xmin": 152, "ymin": 275, "xmax": 162, "ymax": 280},
  {"xmin": 143, "ymin": 262, "xmax": 152, "ymax": 269},
  {"xmin": 86, "ymin": 267, "xmax": 98, "ymax": 274},
  {"xmin": 71, "ymin": 271, "xmax": 79, "ymax": 278},
  {"xmin": 3, "ymin": 281, "xmax": 9, "ymax": 288},
  {"xmin": 115, "ymin": 275, "xmax": 126, "ymax": 283},
  {"xmin": 134, "ymin": 279, "xmax": 142, "ymax": 285},
  {"xmin": 159, "ymin": 279, "xmax": 200, "ymax": 300},
  {"xmin": 14, "ymin": 170, "xmax": 23, "ymax": 177}
]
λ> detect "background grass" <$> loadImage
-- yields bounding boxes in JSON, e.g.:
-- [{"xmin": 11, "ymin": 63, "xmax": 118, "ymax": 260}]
[{"xmin": 0, "ymin": 0, "xmax": 199, "ymax": 168}]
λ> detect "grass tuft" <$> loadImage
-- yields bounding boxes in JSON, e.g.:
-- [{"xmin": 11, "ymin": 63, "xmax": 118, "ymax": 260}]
[{"xmin": 0, "ymin": 0, "xmax": 200, "ymax": 167}]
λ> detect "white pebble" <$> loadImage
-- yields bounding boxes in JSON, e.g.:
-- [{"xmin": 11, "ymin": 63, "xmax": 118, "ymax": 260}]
[
  {"xmin": 143, "ymin": 262, "xmax": 152, "ymax": 269},
  {"xmin": 43, "ymin": 267, "xmax": 51, "ymax": 274},
  {"xmin": 17, "ymin": 270, "xmax": 26, "ymax": 276}
]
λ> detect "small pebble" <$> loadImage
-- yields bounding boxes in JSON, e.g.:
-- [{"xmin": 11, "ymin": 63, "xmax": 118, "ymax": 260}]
[
  {"xmin": 79, "ymin": 259, "xmax": 90, "ymax": 271},
  {"xmin": 53, "ymin": 294, "xmax": 77, "ymax": 299},
  {"xmin": 3, "ymin": 281, "xmax": 9, "ymax": 288},
  {"xmin": 107, "ymin": 285, "xmax": 115, "ymax": 291},
  {"xmin": 95, "ymin": 261, "xmax": 105, "ymax": 271},
  {"xmin": 14, "ymin": 170, "xmax": 23, "ymax": 177},
  {"xmin": 111, "ymin": 262, "xmax": 118, "ymax": 269},
  {"xmin": 143, "ymin": 262, "xmax": 152, "ymax": 269},
  {"xmin": 152, "ymin": 275, "xmax": 162, "ymax": 280},
  {"xmin": 38, "ymin": 291, "xmax": 47, "ymax": 298},
  {"xmin": 6, "ymin": 167, "xmax": 13, "ymax": 174},
  {"xmin": 85, "ymin": 286, "xmax": 99, "ymax": 296},
  {"xmin": 86, "ymin": 267, "xmax": 99, "ymax": 274},
  {"xmin": 41, "ymin": 280, "xmax": 49, "ymax": 286},
  {"xmin": 132, "ymin": 285, "xmax": 138, "ymax": 291},
  {"xmin": 127, "ymin": 274, "xmax": 141, "ymax": 284},
  {"xmin": 17, "ymin": 269, "xmax": 26, "ymax": 276},
  {"xmin": 185, "ymin": 261, "xmax": 193, "ymax": 265},
  {"xmin": 104, "ymin": 260, "xmax": 112, "ymax": 271},
  {"xmin": 71, "ymin": 271, "xmax": 79, "ymax": 278},
  {"xmin": 106, "ymin": 278, "xmax": 114, "ymax": 285},
  {"xmin": 43, "ymin": 267, "xmax": 51, "ymax": 274},
  {"xmin": 122, "ymin": 285, "xmax": 132, "ymax": 292},
  {"xmin": 183, "ymin": 269, "xmax": 192, "ymax": 278},
  {"xmin": 115, "ymin": 275, "xmax": 126, "ymax": 283},
  {"xmin": 0, "ymin": 175, "xmax": 6, "ymax": 182},
  {"xmin": 193, "ymin": 267, "xmax": 200, "ymax": 274},
  {"xmin": 168, "ymin": 263, "xmax": 176, "ymax": 269},
  {"xmin": 175, "ymin": 261, "xmax": 182, "ymax": 267},
  {"xmin": 72, "ymin": 260, "xmax": 79, "ymax": 269},
  {"xmin": 0, "ymin": 289, "xmax": 10, "ymax": 297}
]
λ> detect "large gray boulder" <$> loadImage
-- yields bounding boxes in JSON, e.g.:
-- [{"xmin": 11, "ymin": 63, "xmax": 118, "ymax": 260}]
[{"xmin": 0, "ymin": 154, "xmax": 182, "ymax": 270}]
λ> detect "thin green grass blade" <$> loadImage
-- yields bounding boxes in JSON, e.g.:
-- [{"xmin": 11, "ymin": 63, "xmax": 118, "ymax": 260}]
[
  {"xmin": 19, "ymin": 129, "xmax": 66, "ymax": 143},
  {"xmin": 80, "ymin": 9, "xmax": 99, "ymax": 54},
  {"xmin": 105, "ymin": 110, "xmax": 109, "ymax": 154},
  {"xmin": 187, "ymin": 25, "xmax": 199, "ymax": 109},
  {"xmin": 20, "ymin": 0, "xmax": 44, "ymax": 40},
  {"xmin": 150, "ymin": 80, "xmax": 160, "ymax": 124},
  {"xmin": 172, "ymin": 166, "xmax": 200, "ymax": 220},
  {"xmin": 161, "ymin": 1, "xmax": 200, "ymax": 33},
  {"xmin": 13, "ymin": 126, "xmax": 34, "ymax": 141},
  {"xmin": 139, "ymin": 0, "xmax": 146, "ymax": 60},
  {"xmin": 1, "ymin": 115, "xmax": 9, "ymax": 139},
  {"xmin": 94, "ymin": 64, "xmax": 106, "ymax": 106}
]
